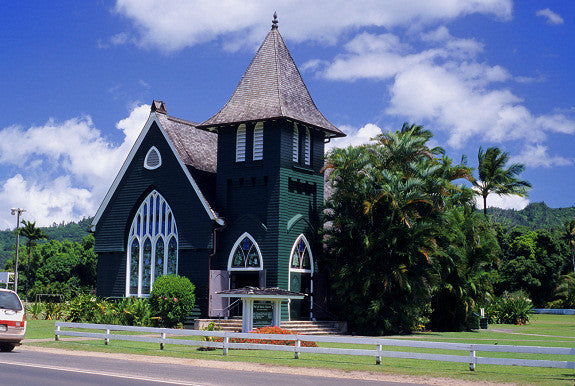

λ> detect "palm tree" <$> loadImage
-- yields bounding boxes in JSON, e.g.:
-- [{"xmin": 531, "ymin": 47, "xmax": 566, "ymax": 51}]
[
  {"xmin": 472, "ymin": 146, "xmax": 531, "ymax": 216},
  {"xmin": 19, "ymin": 220, "xmax": 48, "ymax": 300},
  {"xmin": 563, "ymin": 219, "xmax": 575, "ymax": 274}
]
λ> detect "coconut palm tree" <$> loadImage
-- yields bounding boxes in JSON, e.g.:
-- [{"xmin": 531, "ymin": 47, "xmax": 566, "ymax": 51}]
[
  {"xmin": 563, "ymin": 219, "xmax": 575, "ymax": 274},
  {"xmin": 19, "ymin": 220, "xmax": 48, "ymax": 300},
  {"xmin": 472, "ymin": 146, "xmax": 531, "ymax": 216}
]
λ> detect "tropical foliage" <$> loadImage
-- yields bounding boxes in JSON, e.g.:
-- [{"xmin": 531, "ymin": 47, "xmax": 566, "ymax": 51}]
[
  {"xmin": 321, "ymin": 122, "xmax": 575, "ymax": 332},
  {"xmin": 487, "ymin": 291, "xmax": 533, "ymax": 325},
  {"xmin": 0, "ymin": 217, "xmax": 92, "ymax": 269},
  {"xmin": 322, "ymin": 123, "xmax": 475, "ymax": 334},
  {"xmin": 4, "ymin": 234, "xmax": 97, "ymax": 300}
]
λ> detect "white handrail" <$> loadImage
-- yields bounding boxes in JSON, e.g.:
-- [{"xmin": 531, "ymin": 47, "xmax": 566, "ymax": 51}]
[{"xmin": 54, "ymin": 322, "xmax": 575, "ymax": 371}]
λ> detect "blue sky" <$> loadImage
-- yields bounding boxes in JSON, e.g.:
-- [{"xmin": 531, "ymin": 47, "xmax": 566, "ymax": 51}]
[{"xmin": 1, "ymin": 1, "xmax": 574, "ymax": 228}]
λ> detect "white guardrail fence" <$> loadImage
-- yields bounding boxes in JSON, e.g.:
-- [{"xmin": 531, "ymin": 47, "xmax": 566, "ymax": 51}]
[{"xmin": 54, "ymin": 322, "xmax": 575, "ymax": 371}]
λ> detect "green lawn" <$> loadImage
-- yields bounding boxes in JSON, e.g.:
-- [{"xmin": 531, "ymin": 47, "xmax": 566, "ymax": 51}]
[{"xmin": 24, "ymin": 315, "xmax": 575, "ymax": 385}]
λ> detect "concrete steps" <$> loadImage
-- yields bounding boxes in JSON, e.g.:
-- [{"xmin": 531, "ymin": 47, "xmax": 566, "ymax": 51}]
[{"xmin": 194, "ymin": 319, "xmax": 347, "ymax": 335}]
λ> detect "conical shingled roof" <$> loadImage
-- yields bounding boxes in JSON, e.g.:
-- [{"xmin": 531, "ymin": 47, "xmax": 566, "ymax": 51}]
[{"xmin": 198, "ymin": 17, "xmax": 345, "ymax": 137}]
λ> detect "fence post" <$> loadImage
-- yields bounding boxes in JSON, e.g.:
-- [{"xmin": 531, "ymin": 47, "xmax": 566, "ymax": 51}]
[
  {"xmin": 376, "ymin": 343, "xmax": 382, "ymax": 365},
  {"xmin": 105, "ymin": 329, "xmax": 110, "ymax": 345},
  {"xmin": 55, "ymin": 324, "xmax": 60, "ymax": 341},
  {"xmin": 469, "ymin": 345, "xmax": 476, "ymax": 371},
  {"xmin": 160, "ymin": 332, "xmax": 166, "ymax": 350},
  {"xmin": 294, "ymin": 337, "xmax": 301, "ymax": 359},
  {"xmin": 223, "ymin": 336, "xmax": 229, "ymax": 356}
]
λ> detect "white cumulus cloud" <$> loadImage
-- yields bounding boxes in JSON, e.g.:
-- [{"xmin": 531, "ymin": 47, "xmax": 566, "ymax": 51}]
[
  {"xmin": 326, "ymin": 123, "xmax": 383, "ymax": 151},
  {"xmin": 112, "ymin": 0, "xmax": 512, "ymax": 51},
  {"xmin": 308, "ymin": 25, "xmax": 575, "ymax": 156},
  {"xmin": 536, "ymin": 9, "xmax": 564, "ymax": 25},
  {"xmin": 475, "ymin": 193, "xmax": 529, "ymax": 211},
  {"xmin": 0, "ymin": 104, "xmax": 149, "ymax": 229},
  {"xmin": 510, "ymin": 144, "xmax": 573, "ymax": 168}
]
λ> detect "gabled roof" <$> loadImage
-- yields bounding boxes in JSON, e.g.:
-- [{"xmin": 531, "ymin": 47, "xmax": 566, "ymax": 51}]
[
  {"xmin": 197, "ymin": 16, "xmax": 345, "ymax": 138},
  {"xmin": 91, "ymin": 103, "xmax": 223, "ymax": 230},
  {"xmin": 156, "ymin": 113, "xmax": 217, "ymax": 174}
]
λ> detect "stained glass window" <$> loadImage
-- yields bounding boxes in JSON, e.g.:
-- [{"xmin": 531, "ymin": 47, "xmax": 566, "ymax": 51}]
[
  {"xmin": 290, "ymin": 235, "xmax": 312, "ymax": 271},
  {"xmin": 129, "ymin": 239, "xmax": 139, "ymax": 295},
  {"xmin": 154, "ymin": 238, "xmax": 164, "ymax": 281},
  {"xmin": 230, "ymin": 234, "xmax": 261, "ymax": 269},
  {"xmin": 126, "ymin": 190, "xmax": 178, "ymax": 297},
  {"xmin": 142, "ymin": 238, "xmax": 152, "ymax": 295},
  {"xmin": 168, "ymin": 237, "xmax": 177, "ymax": 275}
]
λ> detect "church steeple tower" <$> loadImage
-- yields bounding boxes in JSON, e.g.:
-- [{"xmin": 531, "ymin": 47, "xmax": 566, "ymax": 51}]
[{"xmin": 200, "ymin": 17, "xmax": 343, "ymax": 318}]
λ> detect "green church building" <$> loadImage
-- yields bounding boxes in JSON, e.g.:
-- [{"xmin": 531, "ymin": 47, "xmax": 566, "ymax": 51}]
[{"xmin": 91, "ymin": 15, "xmax": 345, "ymax": 321}]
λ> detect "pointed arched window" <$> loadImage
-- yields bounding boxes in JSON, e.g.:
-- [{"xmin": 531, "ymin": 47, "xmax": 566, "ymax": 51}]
[
  {"xmin": 236, "ymin": 124, "xmax": 246, "ymax": 162},
  {"xmin": 126, "ymin": 190, "xmax": 178, "ymax": 297},
  {"xmin": 228, "ymin": 233, "xmax": 263, "ymax": 270},
  {"xmin": 289, "ymin": 235, "xmax": 313, "ymax": 272}
]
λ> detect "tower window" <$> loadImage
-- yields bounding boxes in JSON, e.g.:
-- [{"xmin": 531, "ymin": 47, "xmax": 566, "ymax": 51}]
[
  {"xmin": 253, "ymin": 122, "xmax": 264, "ymax": 160},
  {"xmin": 236, "ymin": 124, "xmax": 246, "ymax": 162}
]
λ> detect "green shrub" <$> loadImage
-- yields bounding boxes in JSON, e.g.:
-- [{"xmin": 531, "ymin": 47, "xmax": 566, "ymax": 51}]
[
  {"xmin": 66, "ymin": 294, "xmax": 99, "ymax": 322},
  {"xmin": 116, "ymin": 297, "xmax": 151, "ymax": 326},
  {"xmin": 149, "ymin": 275, "xmax": 195, "ymax": 328},
  {"xmin": 487, "ymin": 291, "xmax": 533, "ymax": 325}
]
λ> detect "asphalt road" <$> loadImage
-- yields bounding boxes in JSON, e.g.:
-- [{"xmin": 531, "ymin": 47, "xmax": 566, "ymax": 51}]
[{"xmin": 0, "ymin": 348, "xmax": 423, "ymax": 385}]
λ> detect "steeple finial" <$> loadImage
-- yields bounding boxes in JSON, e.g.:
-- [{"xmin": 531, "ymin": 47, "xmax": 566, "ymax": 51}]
[{"xmin": 272, "ymin": 12, "xmax": 278, "ymax": 29}]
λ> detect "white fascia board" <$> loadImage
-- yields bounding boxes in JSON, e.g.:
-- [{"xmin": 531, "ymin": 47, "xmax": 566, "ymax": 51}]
[{"xmin": 91, "ymin": 113, "xmax": 223, "ymax": 231}]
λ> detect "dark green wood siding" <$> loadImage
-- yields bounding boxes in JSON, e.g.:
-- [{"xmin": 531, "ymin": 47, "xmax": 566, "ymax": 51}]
[{"xmin": 212, "ymin": 119, "xmax": 324, "ymax": 320}]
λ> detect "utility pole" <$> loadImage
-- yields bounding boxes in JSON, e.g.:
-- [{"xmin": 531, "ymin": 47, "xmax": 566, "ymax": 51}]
[{"xmin": 10, "ymin": 208, "xmax": 25, "ymax": 293}]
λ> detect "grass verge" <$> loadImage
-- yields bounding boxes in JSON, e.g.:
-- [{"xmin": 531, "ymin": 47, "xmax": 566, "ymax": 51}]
[{"xmin": 24, "ymin": 315, "xmax": 575, "ymax": 385}]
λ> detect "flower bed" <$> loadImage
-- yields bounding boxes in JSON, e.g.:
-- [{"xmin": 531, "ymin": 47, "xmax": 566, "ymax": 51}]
[{"xmin": 214, "ymin": 326, "xmax": 317, "ymax": 347}]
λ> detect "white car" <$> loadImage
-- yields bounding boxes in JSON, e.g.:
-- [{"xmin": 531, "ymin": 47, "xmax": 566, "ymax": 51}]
[{"xmin": 0, "ymin": 289, "xmax": 26, "ymax": 352}]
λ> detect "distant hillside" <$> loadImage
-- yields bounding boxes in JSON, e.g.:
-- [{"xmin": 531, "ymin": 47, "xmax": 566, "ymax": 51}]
[
  {"xmin": 488, "ymin": 202, "xmax": 575, "ymax": 230},
  {"xmin": 0, "ymin": 217, "xmax": 92, "ymax": 269}
]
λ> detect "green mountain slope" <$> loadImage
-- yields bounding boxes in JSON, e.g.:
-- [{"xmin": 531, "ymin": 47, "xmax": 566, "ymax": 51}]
[
  {"xmin": 488, "ymin": 202, "xmax": 575, "ymax": 230},
  {"xmin": 0, "ymin": 217, "xmax": 92, "ymax": 269}
]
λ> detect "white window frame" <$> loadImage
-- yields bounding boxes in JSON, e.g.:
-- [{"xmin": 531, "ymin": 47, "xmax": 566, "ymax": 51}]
[
  {"xmin": 288, "ymin": 234, "xmax": 314, "ymax": 320},
  {"xmin": 253, "ymin": 122, "xmax": 264, "ymax": 161},
  {"xmin": 236, "ymin": 124, "xmax": 246, "ymax": 162},
  {"xmin": 144, "ymin": 146, "xmax": 162, "ymax": 170},
  {"xmin": 227, "ymin": 232, "xmax": 263, "ymax": 271},
  {"xmin": 126, "ymin": 190, "xmax": 178, "ymax": 297}
]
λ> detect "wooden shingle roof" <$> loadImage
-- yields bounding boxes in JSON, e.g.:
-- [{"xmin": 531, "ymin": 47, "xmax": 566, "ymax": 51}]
[
  {"xmin": 156, "ymin": 112, "xmax": 217, "ymax": 173},
  {"xmin": 198, "ymin": 16, "xmax": 344, "ymax": 137}
]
